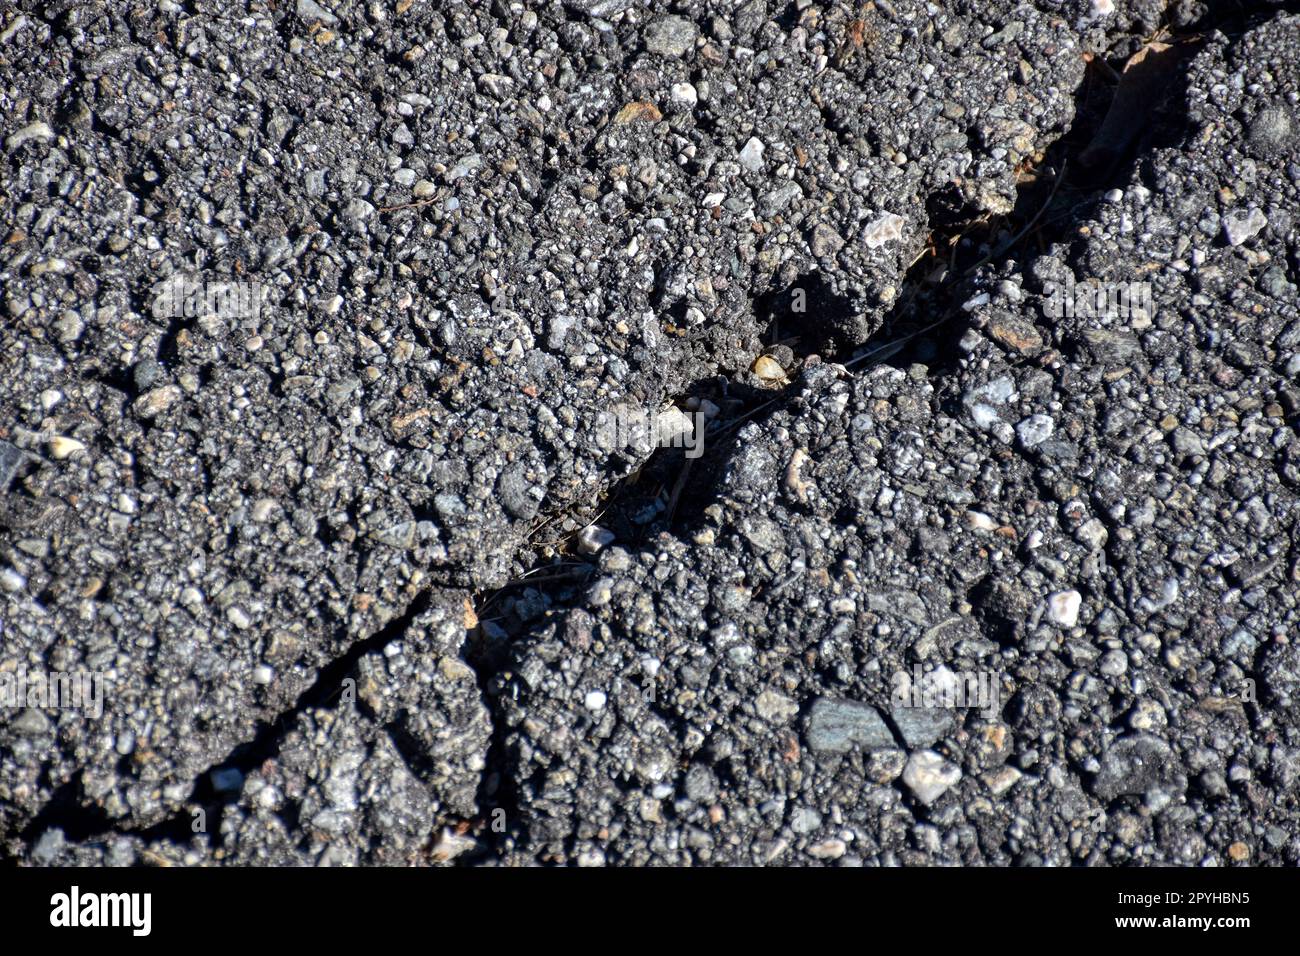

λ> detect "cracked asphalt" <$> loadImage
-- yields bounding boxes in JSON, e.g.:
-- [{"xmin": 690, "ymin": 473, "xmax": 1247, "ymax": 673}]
[{"xmin": 2, "ymin": 0, "xmax": 1299, "ymax": 866}]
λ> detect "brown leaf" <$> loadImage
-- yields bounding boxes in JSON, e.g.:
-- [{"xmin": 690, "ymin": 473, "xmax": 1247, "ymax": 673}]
[
  {"xmin": 613, "ymin": 101, "xmax": 662, "ymax": 124},
  {"xmin": 1080, "ymin": 41, "xmax": 1192, "ymax": 170}
]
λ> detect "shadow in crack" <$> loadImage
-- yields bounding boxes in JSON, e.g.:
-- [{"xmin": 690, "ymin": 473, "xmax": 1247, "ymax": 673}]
[
  {"xmin": 471, "ymin": 1, "xmax": 1297, "ymax": 595},
  {"xmin": 753, "ymin": 269, "xmax": 858, "ymax": 360},
  {"xmin": 10, "ymin": 1, "xmax": 1296, "ymax": 869},
  {"xmin": 15, "ymin": 590, "xmax": 437, "ymax": 854},
  {"xmin": 467, "ymin": 5, "xmax": 1223, "ymax": 608},
  {"xmin": 458, "ymin": 1, "xmax": 1300, "ymax": 861}
]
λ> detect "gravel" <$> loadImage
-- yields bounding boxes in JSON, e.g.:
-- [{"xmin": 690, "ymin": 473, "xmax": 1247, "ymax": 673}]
[
  {"xmin": 806, "ymin": 698, "xmax": 896, "ymax": 755},
  {"xmin": 3, "ymin": 0, "xmax": 1299, "ymax": 868}
]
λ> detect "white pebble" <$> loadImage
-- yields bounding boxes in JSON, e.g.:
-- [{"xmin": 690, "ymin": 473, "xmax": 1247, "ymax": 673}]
[
  {"xmin": 5, "ymin": 121, "xmax": 54, "ymax": 151},
  {"xmin": 576, "ymin": 525, "xmax": 615, "ymax": 556},
  {"xmin": 738, "ymin": 136, "xmax": 765, "ymax": 172},
  {"xmin": 670, "ymin": 82, "xmax": 698, "ymax": 108},
  {"xmin": 863, "ymin": 212, "xmax": 906, "ymax": 249},
  {"xmin": 1016, "ymin": 414, "xmax": 1055, "ymax": 447},
  {"xmin": 1047, "ymin": 590, "xmax": 1082, "ymax": 628},
  {"xmin": 48, "ymin": 436, "xmax": 85, "ymax": 459},
  {"xmin": 1223, "ymin": 208, "xmax": 1267, "ymax": 247},
  {"xmin": 902, "ymin": 750, "xmax": 961, "ymax": 804}
]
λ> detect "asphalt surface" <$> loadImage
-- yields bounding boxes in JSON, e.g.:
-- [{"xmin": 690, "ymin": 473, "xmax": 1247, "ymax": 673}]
[{"xmin": 1, "ymin": 0, "xmax": 1298, "ymax": 865}]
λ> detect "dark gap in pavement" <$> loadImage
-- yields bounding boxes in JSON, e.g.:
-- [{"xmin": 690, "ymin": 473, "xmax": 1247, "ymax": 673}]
[
  {"xmin": 17, "ymin": 774, "xmax": 116, "ymax": 847},
  {"xmin": 17, "ymin": 589, "xmax": 436, "ymax": 852},
  {"xmin": 452, "ymin": 3, "xmax": 1300, "ymax": 858},
  {"xmin": 172, "ymin": 587, "xmax": 438, "ymax": 845},
  {"xmin": 755, "ymin": 269, "xmax": 856, "ymax": 360},
  {"xmin": 461, "ymin": 0, "xmax": 1286, "ymax": 604}
]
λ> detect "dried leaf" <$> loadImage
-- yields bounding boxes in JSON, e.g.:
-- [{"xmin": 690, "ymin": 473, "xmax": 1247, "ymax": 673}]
[
  {"xmin": 613, "ymin": 101, "xmax": 662, "ymax": 124},
  {"xmin": 1080, "ymin": 41, "xmax": 1191, "ymax": 170}
]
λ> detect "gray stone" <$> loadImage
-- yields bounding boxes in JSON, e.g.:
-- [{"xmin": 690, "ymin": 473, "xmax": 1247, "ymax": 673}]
[
  {"xmin": 806, "ymin": 698, "xmax": 895, "ymax": 754},
  {"xmin": 645, "ymin": 16, "xmax": 696, "ymax": 57},
  {"xmin": 0, "ymin": 440, "xmax": 28, "ymax": 491},
  {"xmin": 296, "ymin": 0, "xmax": 339, "ymax": 25},
  {"xmin": 1092, "ymin": 735, "xmax": 1186, "ymax": 800},
  {"xmin": 890, "ymin": 706, "xmax": 956, "ymax": 749},
  {"xmin": 1247, "ymin": 104, "xmax": 1296, "ymax": 159}
]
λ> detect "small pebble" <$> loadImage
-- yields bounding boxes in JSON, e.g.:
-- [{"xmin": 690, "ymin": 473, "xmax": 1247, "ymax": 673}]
[
  {"xmin": 1047, "ymin": 590, "xmax": 1082, "ymax": 627},
  {"xmin": 1222, "ymin": 208, "xmax": 1267, "ymax": 247},
  {"xmin": 902, "ymin": 750, "xmax": 962, "ymax": 804},
  {"xmin": 48, "ymin": 436, "xmax": 86, "ymax": 460}
]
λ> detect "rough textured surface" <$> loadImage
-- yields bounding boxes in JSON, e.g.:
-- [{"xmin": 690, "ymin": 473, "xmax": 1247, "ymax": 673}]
[{"xmin": 2, "ymin": 0, "xmax": 1299, "ymax": 866}]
